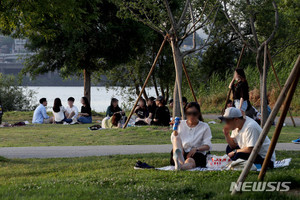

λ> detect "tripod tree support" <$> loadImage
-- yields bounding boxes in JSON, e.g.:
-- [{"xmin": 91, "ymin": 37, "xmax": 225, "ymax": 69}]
[
  {"xmin": 182, "ymin": 61, "xmax": 204, "ymax": 121},
  {"xmin": 222, "ymin": 44, "xmax": 246, "ymax": 115},
  {"xmin": 267, "ymin": 46, "xmax": 296, "ymax": 127},
  {"xmin": 231, "ymin": 54, "xmax": 300, "ymax": 195},
  {"xmin": 258, "ymin": 61, "xmax": 299, "ymax": 181},
  {"xmin": 123, "ymin": 38, "xmax": 167, "ymax": 129}
]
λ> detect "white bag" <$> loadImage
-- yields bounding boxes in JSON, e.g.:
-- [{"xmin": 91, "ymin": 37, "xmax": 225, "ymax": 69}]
[{"xmin": 206, "ymin": 154, "xmax": 232, "ymax": 170}]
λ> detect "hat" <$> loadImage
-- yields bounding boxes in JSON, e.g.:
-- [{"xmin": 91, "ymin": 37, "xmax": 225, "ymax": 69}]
[
  {"xmin": 148, "ymin": 97, "xmax": 156, "ymax": 101},
  {"xmin": 156, "ymin": 96, "xmax": 164, "ymax": 101},
  {"xmin": 219, "ymin": 107, "xmax": 242, "ymax": 121}
]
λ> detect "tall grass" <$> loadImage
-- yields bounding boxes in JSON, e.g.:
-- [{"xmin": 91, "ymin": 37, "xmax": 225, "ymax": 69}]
[{"xmin": 189, "ymin": 62, "xmax": 299, "ymax": 115}]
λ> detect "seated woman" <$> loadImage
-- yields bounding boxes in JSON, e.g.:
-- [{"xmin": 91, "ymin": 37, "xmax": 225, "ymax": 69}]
[
  {"xmin": 78, "ymin": 97, "xmax": 92, "ymax": 124},
  {"xmin": 151, "ymin": 96, "xmax": 170, "ymax": 126},
  {"xmin": 106, "ymin": 98, "xmax": 125, "ymax": 117},
  {"xmin": 102, "ymin": 113, "xmax": 122, "ymax": 128},
  {"xmin": 134, "ymin": 98, "xmax": 149, "ymax": 125},
  {"xmin": 52, "ymin": 98, "xmax": 72, "ymax": 124},
  {"xmin": 170, "ymin": 102, "xmax": 212, "ymax": 170}
]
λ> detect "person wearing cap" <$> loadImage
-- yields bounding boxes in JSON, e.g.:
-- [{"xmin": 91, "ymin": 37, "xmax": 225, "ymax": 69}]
[
  {"xmin": 151, "ymin": 96, "xmax": 170, "ymax": 126},
  {"xmin": 220, "ymin": 107, "xmax": 275, "ymax": 168}
]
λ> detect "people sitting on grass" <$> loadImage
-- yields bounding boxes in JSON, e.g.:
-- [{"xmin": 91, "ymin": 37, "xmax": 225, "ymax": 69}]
[
  {"xmin": 151, "ymin": 96, "xmax": 170, "ymax": 126},
  {"xmin": 134, "ymin": 98, "xmax": 149, "ymax": 125},
  {"xmin": 52, "ymin": 98, "xmax": 72, "ymax": 124},
  {"xmin": 171, "ymin": 102, "xmax": 212, "ymax": 170},
  {"xmin": 78, "ymin": 97, "xmax": 92, "ymax": 124},
  {"xmin": 102, "ymin": 112, "xmax": 122, "ymax": 128},
  {"xmin": 228, "ymin": 68, "xmax": 249, "ymax": 116},
  {"xmin": 65, "ymin": 97, "xmax": 79, "ymax": 123},
  {"xmin": 106, "ymin": 98, "xmax": 125, "ymax": 117},
  {"xmin": 146, "ymin": 97, "xmax": 156, "ymax": 121},
  {"xmin": 220, "ymin": 107, "xmax": 275, "ymax": 168},
  {"xmin": 32, "ymin": 98, "xmax": 53, "ymax": 124}
]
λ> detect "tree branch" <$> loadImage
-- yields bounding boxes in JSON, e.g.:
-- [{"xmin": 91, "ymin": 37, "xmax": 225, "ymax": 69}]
[
  {"xmin": 177, "ymin": 0, "xmax": 190, "ymax": 28},
  {"xmin": 246, "ymin": 0, "xmax": 259, "ymax": 49},
  {"xmin": 163, "ymin": 0, "xmax": 177, "ymax": 34},
  {"xmin": 265, "ymin": 0, "xmax": 279, "ymax": 45}
]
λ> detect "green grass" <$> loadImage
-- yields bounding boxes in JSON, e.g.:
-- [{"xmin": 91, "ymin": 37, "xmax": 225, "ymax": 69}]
[
  {"xmin": 0, "ymin": 111, "xmax": 299, "ymax": 147},
  {"xmin": 0, "ymin": 151, "xmax": 299, "ymax": 199}
]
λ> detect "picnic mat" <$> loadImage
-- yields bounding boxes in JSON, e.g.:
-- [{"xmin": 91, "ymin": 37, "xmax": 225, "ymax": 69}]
[{"xmin": 156, "ymin": 158, "xmax": 292, "ymax": 171}]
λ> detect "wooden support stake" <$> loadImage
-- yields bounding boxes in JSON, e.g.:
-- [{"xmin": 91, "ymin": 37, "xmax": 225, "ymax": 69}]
[
  {"xmin": 182, "ymin": 61, "xmax": 204, "ymax": 121},
  {"xmin": 222, "ymin": 44, "xmax": 246, "ymax": 115},
  {"xmin": 258, "ymin": 64, "xmax": 299, "ymax": 181},
  {"xmin": 231, "ymin": 54, "xmax": 300, "ymax": 195},
  {"xmin": 123, "ymin": 38, "xmax": 167, "ymax": 129},
  {"xmin": 266, "ymin": 47, "xmax": 296, "ymax": 127}
]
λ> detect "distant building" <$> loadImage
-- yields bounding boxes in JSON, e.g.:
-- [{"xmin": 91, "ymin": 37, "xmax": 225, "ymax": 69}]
[{"xmin": 12, "ymin": 39, "xmax": 27, "ymax": 53}]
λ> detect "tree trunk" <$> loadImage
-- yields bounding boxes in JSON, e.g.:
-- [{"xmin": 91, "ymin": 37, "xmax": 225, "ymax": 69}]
[
  {"xmin": 84, "ymin": 69, "xmax": 91, "ymax": 104},
  {"xmin": 170, "ymin": 37, "xmax": 184, "ymax": 119},
  {"xmin": 152, "ymin": 73, "xmax": 159, "ymax": 96},
  {"xmin": 260, "ymin": 46, "xmax": 269, "ymax": 127}
]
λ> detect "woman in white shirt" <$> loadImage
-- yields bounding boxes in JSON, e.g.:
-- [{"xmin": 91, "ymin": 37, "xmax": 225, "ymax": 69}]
[
  {"xmin": 171, "ymin": 102, "xmax": 212, "ymax": 170},
  {"xmin": 52, "ymin": 98, "xmax": 71, "ymax": 124}
]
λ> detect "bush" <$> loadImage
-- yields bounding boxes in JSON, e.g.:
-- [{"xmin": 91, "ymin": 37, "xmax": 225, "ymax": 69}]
[{"xmin": 0, "ymin": 74, "xmax": 36, "ymax": 111}]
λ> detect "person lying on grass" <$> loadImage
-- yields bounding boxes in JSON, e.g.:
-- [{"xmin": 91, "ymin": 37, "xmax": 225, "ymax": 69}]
[
  {"xmin": 220, "ymin": 107, "xmax": 275, "ymax": 168},
  {"xmin": 102, "ymin": 112, "xmax": 122, "ymax": 129},
  {"xmin": 171, "ymin": 102, "xmax": 212, "ymax": 170}
]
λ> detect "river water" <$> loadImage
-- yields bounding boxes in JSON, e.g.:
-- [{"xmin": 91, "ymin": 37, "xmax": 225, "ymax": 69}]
[{"xmin": 26, "ymin": 86, "xmax": 157, "ymax": 112}]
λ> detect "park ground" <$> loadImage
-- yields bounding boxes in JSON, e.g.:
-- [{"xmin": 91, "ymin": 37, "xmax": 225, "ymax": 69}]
[
  {"xmin": 0, "ymin": 111, "xmax": 299, "ymax": 147},
  {"xmin": 0, "ymin": 111, "xmax": 299, "ymax": 199}
]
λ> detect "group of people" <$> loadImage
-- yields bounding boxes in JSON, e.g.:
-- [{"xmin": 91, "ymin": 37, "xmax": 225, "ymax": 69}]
[
  {"xmin": 169, "ymin": 68, "xmax": 276, "ymax": 170},
  {"xmin": 32, "ymin": 97, "xmax": 92, "ymax": 124},
  {"xmin": 30, "ymin": 68, "xmax": 287, "ymax": 171}
]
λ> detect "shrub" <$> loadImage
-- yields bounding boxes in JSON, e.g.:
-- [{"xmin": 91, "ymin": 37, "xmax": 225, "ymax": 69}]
[{"xmin": 0, "ymin": 74, "xmax": 37, "ymax": 111}]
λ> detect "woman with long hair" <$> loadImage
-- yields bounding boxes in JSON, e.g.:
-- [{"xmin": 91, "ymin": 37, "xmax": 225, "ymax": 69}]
[
  {"xmin": 171, "ymin": 102, "xmax": 212, "ymax": 170},
  {"xmin": 134, "ymin": 98, "xmax": 149, "ymax": 125},
  {"xmin": 228, "ymin": 68, "xmax": 249, "ymax": 116},
  {"xmin": 77, "ymin": 97, "xmax": 92, "ymax": 124},
  {"xmin": 102, "ymin": 112, "xmax": 122, "ymax": 128},
  {"xmin": 106, "ymin": 98, "xmax": 125, "ymax": 117},
  {"xmin": 52, "ymin": 98, "xmax": 71, "ymax": 124}
]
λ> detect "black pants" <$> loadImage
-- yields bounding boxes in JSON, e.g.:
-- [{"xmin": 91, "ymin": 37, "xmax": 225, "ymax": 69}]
[
  {"xmin": 135, "ymin": 120, "xmax": 148, "ymax": 126},
  {"xmin": 226, "ymin": 145, "xmax": 274, "ymax": 168},
  {"xmin": 170, "ymin": 149, "xmax": 207, "ymax": 167}
]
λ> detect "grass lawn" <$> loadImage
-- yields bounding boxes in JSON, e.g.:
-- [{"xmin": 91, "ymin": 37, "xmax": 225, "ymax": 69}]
[
  {"xmin": 0, "ymin": 151, "xmax": 299, "ymax": 199},
  {"xmin": 0, "ymin": 111, "xmax": 299, "ymax": 147}
]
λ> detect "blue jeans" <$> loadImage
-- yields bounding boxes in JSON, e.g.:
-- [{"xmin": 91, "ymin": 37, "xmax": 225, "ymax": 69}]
[{"xmin": 78, "ymin": 116, "xmax": 92, "ymax": 124}]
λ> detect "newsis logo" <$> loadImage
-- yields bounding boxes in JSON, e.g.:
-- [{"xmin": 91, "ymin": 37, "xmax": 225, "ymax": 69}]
[{"xmin": 230, "ymin": 182, "xmax": 291, "ymax": 192}]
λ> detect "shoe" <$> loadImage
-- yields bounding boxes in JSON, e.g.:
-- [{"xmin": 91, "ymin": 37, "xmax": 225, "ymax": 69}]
[
  {"xmin": 70, "ymin": 118, "xmax": 78, "ymax": 125},
  {"xmin": 134, "ymin": 161, "xmax": 154, "ymax": 169},
  {"xmin": 63, "ymin": 122, "xmax": 69, "ymax": 125},
  {"xmin": 292, "ymin": 137, "xmax": 300, "ymax": 144}
]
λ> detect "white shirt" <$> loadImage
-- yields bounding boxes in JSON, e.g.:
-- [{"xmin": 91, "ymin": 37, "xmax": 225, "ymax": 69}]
[
  {"xmin": 53, "ymin": 106, "xmax": 66, "ymax": 122},
  {"xmin": 66, "ymin": 105, "xmax": 79, "ymax": 119},
  {"xmin": 171, "ymin": 120, "xmax": 212, "ymax": 154},
  {"xmin": 231, "ymin": 117, "xmax": 276, "ymax": 162}
]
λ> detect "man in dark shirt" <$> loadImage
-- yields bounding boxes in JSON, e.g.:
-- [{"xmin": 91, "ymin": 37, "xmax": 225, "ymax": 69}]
[
  {"xmin": 151, "ymin": 96, "xmax": 170, "ymax": 126},
  {"xmin": 147, "ymin": 97, "xmax": 157, "ymax": 120}
]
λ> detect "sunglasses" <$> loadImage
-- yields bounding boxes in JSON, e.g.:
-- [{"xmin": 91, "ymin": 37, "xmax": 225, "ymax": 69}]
[{"xmin": 186, "ymin": 111, "xmax": 199, "ymax": 116}]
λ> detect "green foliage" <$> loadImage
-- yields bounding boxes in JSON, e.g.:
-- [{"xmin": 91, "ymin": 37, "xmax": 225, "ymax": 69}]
[{"xmin": 0, "ymin": 74, "xmax": 36, "ymax": 111}]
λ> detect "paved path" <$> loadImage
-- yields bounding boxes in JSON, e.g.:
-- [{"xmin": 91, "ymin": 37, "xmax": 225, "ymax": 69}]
[
  {"xmin": 1, "ymin": 143, "xmax": 299, "ymax": 159},
  {"xmin": 203, "ymin": 114, "xmax": 300, "ymax": 126}
]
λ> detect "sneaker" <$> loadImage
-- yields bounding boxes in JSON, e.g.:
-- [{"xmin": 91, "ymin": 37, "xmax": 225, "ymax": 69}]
[
  {"xmin": 134, "ymin": 161, "xmax": 154, "ymax": 169},
  {"xmin": 292, "ymin": 137, "xmax": 300, "ymax": 144},
  {"xmin": 63, "ymin": 122, "xmax": 69, "ymax": 125},
  {"xmin": 70, "ymin": 118, "xmax": 78, "ymax": 125}
]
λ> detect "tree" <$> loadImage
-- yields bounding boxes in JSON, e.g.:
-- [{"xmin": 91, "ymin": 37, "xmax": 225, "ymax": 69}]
[
  {"xmin": 220, "ymin": 0, "xmax": 279, "ymax": 127},
  {"xmin": 114, "ymin": 0, "xmax": 220, "ymax": 118},
  {"xmin": 0, "ymin": 0, "xmax": 146, "ymax": 103}
]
